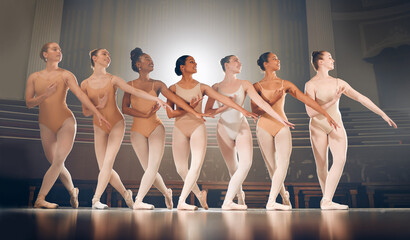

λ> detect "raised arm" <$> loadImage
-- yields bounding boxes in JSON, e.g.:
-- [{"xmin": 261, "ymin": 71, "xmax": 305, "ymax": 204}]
[
  {"xmin": 340, "ymin": 79, "xmax": 397, "ymax": 128},
  {"xmin": 202, "ymin": 84, "xmax": 257, "ymax": 121},
  {"xmin": 244, "ymin": 81, "xmax": 294, "ymax": 128},
  {"xmin": 287, "ymin": 81, "xmax": 339, "ymax": 129},
  {"xmin": 204, "ymin": 83, "xmax": 230, "ymax": 115},
  {"xmin": 159, "ymin": 81, "xmax": 205, "ymax": 121},
  {"xmin": 112, "ymin": 75, "xmax": 169, "ymax": 110},
  {"xmin": 65, "ymin": 71, "xmax": 110, "ymax": 128},
  {"xmin": 304, "ymin": 81, "xmax": 343, "ymax": 118},
  {"xmin": 25, "ymin": 73, "xmax": 57, "ymax": 108}
]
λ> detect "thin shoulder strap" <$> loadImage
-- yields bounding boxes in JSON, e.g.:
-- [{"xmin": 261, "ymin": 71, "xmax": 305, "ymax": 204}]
[
  {"xmin": 281, "ymin": 80, "xmax": 284, "ymax": 88},
  {"xmin": 336, "ymin": 78, "xmax": 339, "ymax": 88},
  {"xmin": 257, "ymin": 82, "xmax": 263, "ymax": 90},
  {"xmin": 152, "ymin": 81, "xmax": 155, "ymax": 90}
]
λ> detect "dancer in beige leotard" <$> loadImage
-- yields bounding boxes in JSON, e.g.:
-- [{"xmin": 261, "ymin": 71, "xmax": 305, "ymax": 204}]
[
  {"xmin": 122, "ymin": 47, "xmax": 205, "ymax": 210},
  {"xmin": 25, "ymin": 42, "xmax": 110, "ymax": 208},
  {"xmin": 81, "ymin": 48, "xmax": 169, "ymax": 209},
  {"xmin": 252, "ymin": 52, "xmax": 339, "ymax": 210},
  {"xmin": 205, "ymin": 55, "xmax": 293, "ymax": 210},
  {"xmin": 167, "ymin": 55, "xmax": 258, "ymax": 210},
  {"xmin": 305, "ymin": 51, "xmax": 397, "ymax": 210}
]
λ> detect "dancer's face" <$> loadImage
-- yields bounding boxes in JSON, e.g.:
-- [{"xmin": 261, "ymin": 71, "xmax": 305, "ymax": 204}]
[
  {"xmin": 265, "ymin": 53, "xmax": 280, "ymax": 71},
  {"xmin": 320, "ymin": 52, "xmax": 335, "ymax": 70},
  {"xmin": 138, "ymin": 54, "xmax": 154, "ymax": 73},
  {"xmin": 44, "ymin": 43, "xmax": 62, "ymax": 63},
  {"xmin": 182, "ymin": 56, "xmax": 197, "ymax": 74},
  {"xmin": 93, "ymin": 49, "xmax": 111, "ymax": 68},
  {"xmin": 225, "ymin": 56, "xmax": 242, "ymax": 74}
]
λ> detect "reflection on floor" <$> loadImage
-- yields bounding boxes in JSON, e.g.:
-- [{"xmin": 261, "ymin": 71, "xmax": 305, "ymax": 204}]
[{"xmin": 1, "ymin": 208, "xmax": 410, "ymax": 240}]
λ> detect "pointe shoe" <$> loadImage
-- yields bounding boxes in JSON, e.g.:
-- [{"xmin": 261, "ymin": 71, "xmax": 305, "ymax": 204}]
[
  {"xmin": 70, "ymin": 188, "xmax": 79, "ymax": 209},
  {"xmin": 282, "ymin": 191, "xmax": 292, "ymax": 209},
  {"xmin": 92, "ymin": 198, "xmax": 108, "ymax": 210},
  {"xmin": 237, "ymin": 190, "xmax": 246, "ymax": 205},
  {"xmin": 177, "ymin": 202, "xmax": 198, "ymax": 211},
  {"xmin": 222, "ymin": 201, "xmax": 248, "ymax": 211},
  {"xmin": 164, "ymin": 188, "xmax": 173, "ymax": 209},
  {"xmin": 34, "ymin": 197, "xmax": 58, "ymax": 209},
  {"xmin": 266, "ymin": 201, "xmax": 291, "ymax": 211},
  {"xmin": 123, "ymin": 189, "xmax": 134, "ymax": 209},
  {"xmin": 320, "ymin": 199, "xmax": 349, "ymax": 210},
  {"xmin": 199, "ymin": 190, "xmax": 209, "ymax": 210},
  {"xmin": 133, "ymin": 197, "xmax": 154, "ymax": 210}
]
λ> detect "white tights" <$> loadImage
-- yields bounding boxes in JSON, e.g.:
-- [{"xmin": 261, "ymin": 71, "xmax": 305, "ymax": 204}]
[
  {"xmin": 217, "ymin": 118, "xmax": 252, "ymax": 209},
  {"xmin": 37, "ymin": 117, "xmax": 76, "ymax": 198},
  {"xmin": 256, "ymin": 127, "xmax": 292, "ymax": 208},
  {"xmin": 172, "ymin": 124, "xmax": 207, "ymax": 210},
  {"xmin": 130, "ymin": 126, "xmax": 169, "ymax": 202},
  {"xmin": 93, "ymin": 120, "xmax": 128, "ymax": 201},
  {"xmin": 309, "ymin": 123, "xmax": 347, "ymax": 201}
]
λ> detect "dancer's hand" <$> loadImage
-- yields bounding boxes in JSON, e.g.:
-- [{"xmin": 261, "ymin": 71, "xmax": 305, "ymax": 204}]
[
  {"xmin": 190, "ymin": 95, "xmax": 203, "ymax": 108},
  {"xmin": 96, "ymin": 92, "xmax": 108, "ymax": 109},
  {"xmin": 326, "ymin": 116, "xmax": 340, "ymax": 130},
  {"xmin": 282, "ymin": 119, "xmax": 295, "ymax": 129},
  {"xmin": 156, "ymin": 98, "xmax": 172, "ymax": 111},
  {"xmin": 269, "ymin": 88, "xmax": 284, "ymax": 105},
  {"xmin": 45, "ymin": 82, "xmax": 58, "ymax": 97},
  {"xmin": 242, "ymin": 110, "xmax": 258, "ymax": 123},
  {"xmin": 96, "ymin": 113, "xmax": 111, "ymax": 130},
  {"xmin": 382, "ymin": 114, "xmax": 398, "ymax": 128},
  {"xmin": 147, "ymin": 103, "xmax": 161, "ymax": 117}
]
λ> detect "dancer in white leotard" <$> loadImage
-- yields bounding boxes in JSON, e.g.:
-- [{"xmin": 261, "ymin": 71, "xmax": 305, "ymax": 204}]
[{"xmin": 205, "ymin": 55, "xmax": 294, "ymax": 210}]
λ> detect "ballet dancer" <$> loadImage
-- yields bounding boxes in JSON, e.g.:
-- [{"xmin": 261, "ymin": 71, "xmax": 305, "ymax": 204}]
[
  {"xmin": 205, "ymin": 55, "xmax": 294, "ymax": 210},
  {"xmin": 122, "ymin": 47, "xmax": 206, "ymax": 210},
  {"xmin": 251, "ymin": 52, "xmax": 339, "ymax": 210},
  {"xmin": 25, "ymin": 42, "xmax": 110, "ymax": 208},
  {"xmin": 167, "ymin": 55, "xmax": 258, "ymax": 210},
  {"xmin": 81, "ymin": 48, "xmax": 169, "ymax": 209},
  {"xmin": 305, "ymin": 51, "xmax": 397, "ymax": 210}
]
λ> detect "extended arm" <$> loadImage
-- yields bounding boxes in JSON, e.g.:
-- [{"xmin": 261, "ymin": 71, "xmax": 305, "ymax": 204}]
[
  {"xmin": 65, "ymin": 71, "xmax": 110, "ymax": 128},
  {"xmin": 166, "ymin": 85, "xmax": 188, "ymax": 119},
  {"xmin": 204, "ymin": 84, "xmax": 230, "ymax": 115},
  {"xmin": 202, "ymin": 84, "xmax": 257, "ymax": 121},
  {"xmin": 287, "ymin": 81, "xmax": 339, "ymax": 129},
  {"xmin": 121, "ymin": 83, "xmax": 155, "ymax": 118},
  {"xmin": 244, "ymin": 81, "xmax": 294, "ymax": 128},
  {"xmin": 80, "ymin": 80, "xmax": 94, "ymax": 117},
  {"xmin": 341, "ymin": 80, "xmax": 397, "ymax": 128}
]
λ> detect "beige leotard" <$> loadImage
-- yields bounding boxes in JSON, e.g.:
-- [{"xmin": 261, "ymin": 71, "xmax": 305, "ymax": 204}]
[
  {"xmin": 130, "ymin": 81, "xmax": 162, "ymax": 137},
  {"xmin": 310, "ymin": 78, "xmax": 343, "ymax": 134},
  {"xmin": 257, "ymin": 81, "xmax": 288, "ymax": 136},
  {"xmin": 174, "ymin": 83, "xmax": 204, "ymax": 138},
  {"xmin": 86, "ymin": 77, "xmax": 124, "ymax": 133},
  {"xmin": 34, "ymin": 74, "xmax": 74, "ymax": 133}
]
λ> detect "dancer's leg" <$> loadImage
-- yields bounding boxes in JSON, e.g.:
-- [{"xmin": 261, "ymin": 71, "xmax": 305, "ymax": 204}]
[
  {"xmin": 321, "ymin": 127, "xmax": 348, "ymax": 210},
  {"xmin": 216, "ymin": 121, "xmax": 246, "ymax": 205},
  {"xmin": 309, "ymin": 123, "xmax": 330, "ymax": 194},
  {"xmin": 256, "ymin": 127, "xmax": 291, "ymax": 210},
  {"xmin": 35, "ymin": 118, "xmax": 76, "ymax": 208},
  {"xmin": 222, "ymin": 119, "xmax": 252, "ymax": 210},
  {"xmin": 92, "ymin": 120, "xmax": 130, "ymax": 209},
  {"xmin": 133, "ymin": 125, "xmax": 168, "ymax": 209},
  {"xmin": 175, "ymin": 125, "xmax": 208, "ymax": 210}
]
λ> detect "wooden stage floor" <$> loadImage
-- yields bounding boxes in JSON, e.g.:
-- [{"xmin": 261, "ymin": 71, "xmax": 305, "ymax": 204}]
[{"xmin": 1, "ymin": 208, "xmax": 410, "ymax": 239}]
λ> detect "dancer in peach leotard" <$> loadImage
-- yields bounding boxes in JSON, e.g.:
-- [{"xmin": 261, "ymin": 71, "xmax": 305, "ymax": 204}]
[
  {"xmin": 205, "ymin": 55, "xmax": 293, "ymax": 210},
  {"xmin": 167, "ymin": 55, "xmax": 258, "ymax": 210},
  {"xmin": 81, "ymin": 48, "xmax": 169, "ymax": 209},
  {"xmin": 25, "ymin": 42, "xmax": 110, "ymax": 208},
  {"xmin": 305, "ymin": 51, "xmax": 397, "ymax": 210},
  {"xmin": 251, "ymin": 52, "xmax": 338, "ymax": 210},
  {"xmin": 122, "ymin": 47, "xmax": 205, "ymax": 210}
]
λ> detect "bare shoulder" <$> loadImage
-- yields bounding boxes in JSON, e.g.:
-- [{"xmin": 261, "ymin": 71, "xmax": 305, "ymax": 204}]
[
  {"xmin": 169, "ymin": 84, "xmax": 176, "ymax": 92},
  {"xmin": 211, "ymin": 82, "xmax": 219, "ymax": 90}
]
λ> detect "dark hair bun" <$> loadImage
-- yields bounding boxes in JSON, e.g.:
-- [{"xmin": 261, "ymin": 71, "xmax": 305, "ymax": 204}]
[
  {"xmin": 174, "ymin": 55, "xmax": 190, "ymax": 76},
  {"xmin": 130, "ymin": 47, "xmax": 144, "ymax": 72}
]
